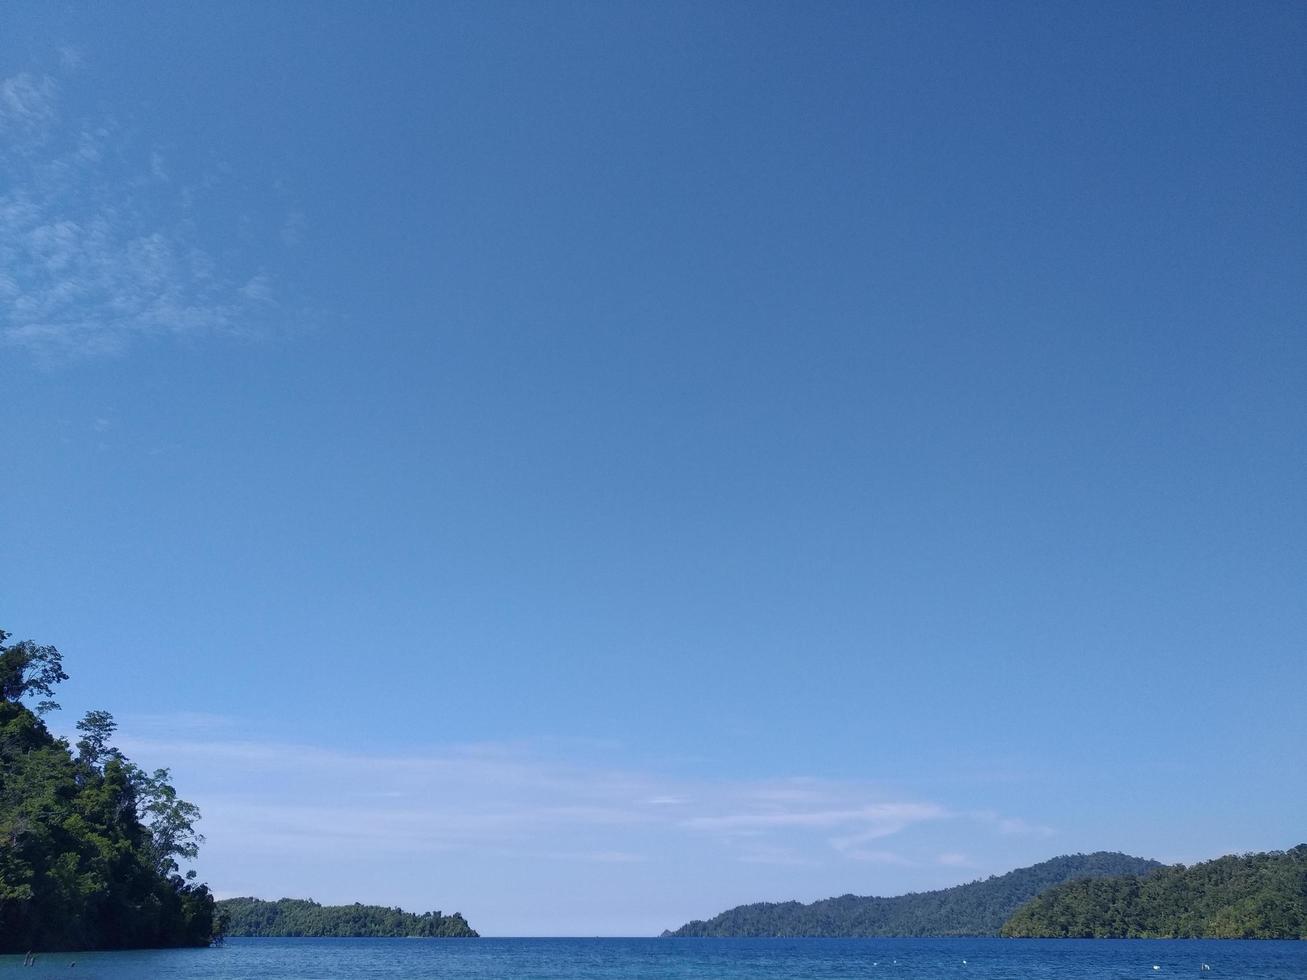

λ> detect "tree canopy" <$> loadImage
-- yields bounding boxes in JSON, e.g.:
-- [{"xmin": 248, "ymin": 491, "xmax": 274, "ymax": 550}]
[
  {"xmin": 1001, "ymin": 846, "xmax": 1307, "ymax": 939},
  {"xmin": 0, "ymin": 629, "xmax": 218, "ymax": 951},
  {"xmin": 663, "ymin": 852, "xmax": 1162, "ymax": 937},
  {"xmin": 215, "ymin": 897, "xmax": 478, "ymax": 938},
  {"xmin": 0, "ymin": 633, "xmax": 67, "ymax": 712}
]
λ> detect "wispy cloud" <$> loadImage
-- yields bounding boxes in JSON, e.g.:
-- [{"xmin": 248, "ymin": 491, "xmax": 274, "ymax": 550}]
[
  {"xmin": 736, "ymin": 843, "xmax": 816, "ymax": 867},
  {"xmin": 536, "ymin": 850, "xmax": 649, "ymax": 864},
  {"xmin": 0, "ymin": 73, "xmax": 59, "ymax": 142},
  {"xmin": 57, "ymin": 48, "xmax": 85, "ymax": 73},
  {"xmin": 280, "ymin": 210, "xmax": 305, "ymax": 247},
  {"xmin": 98, "ymin": 718, "xmax": 1069, "ymax": 933},
  {"xmin": 113, "ymin": 721, "xmax": 1054, "ymax": 875},
  {"xmin": 835, "ymin": 848, "xmax": 916, "ymax": 866},
  {"xmin": 1, "ymin": 63, "xmax": 301, "ymax": 360},
  {"xmin": 685, "ymin": 801, "xmax": 946, "ymax": 834},
  {"xmin": 936, "ymin": 851, "xmax": 976, "ymax": 867},
  {"xmin": 971, "ymin": 809, "xmax": 1056, "ymax": 838}
]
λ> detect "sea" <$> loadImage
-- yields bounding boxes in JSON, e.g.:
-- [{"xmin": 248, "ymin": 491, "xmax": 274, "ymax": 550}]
[{"xmin": 2, "ymin": 937, "xmax": 1304, "ymax": 979}]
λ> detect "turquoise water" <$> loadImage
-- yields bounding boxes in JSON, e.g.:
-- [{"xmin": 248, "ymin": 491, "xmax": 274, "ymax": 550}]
[{"xmin": 2, "ymin": 937, "xmax": 1303, "ymax": 978}]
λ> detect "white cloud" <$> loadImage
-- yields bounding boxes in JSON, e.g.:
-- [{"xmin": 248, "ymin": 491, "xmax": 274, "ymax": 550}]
[
  {"xmin": 92, "ymin": 719, "xmax": 1071, "ymax": 934},
  {"xmin": 0, "ymin": 65, "xmax": 298, "ymax": 360},
  {"xmin": 280, "ymin": 210, "xmax": 305, "ymax": 247},
  {"xmin": 149, "ymin": 150, "xmax": 169, "ymax": 182},
  {"xmin": 538, "ymin": 850, "xmax": 649, "ymax": 864},
  {"xmin": 58, "ymin": 47, "xmax": 85, "ymax": 73},
  {"xmin": 837, "ymin": 849, "xmax": 915, "ymax": 866},
  {"xmin": 736, "ymin": 843, "xmax": 815, "ymax": 866},
  {"xmin": 971, "ymin": 809, "xmax": 1056, "ymax": 838},
  {"xmin": 0, "ymin": 73, "xmax": 59, "ymax": 142},
  {"xmin": 239, "ymin": 274, "xmax": 275, "ymax": 303},
  {"xmin": 685, "ymin": 801, "xmax": 946, "ymax": 833},
  {"xmin": 936, "ymin": 851, "xmax": 974, "ymax": 867},
  {"xmin": 109, "ymin": 723, "xmax": 1053, "ymax": 882}
]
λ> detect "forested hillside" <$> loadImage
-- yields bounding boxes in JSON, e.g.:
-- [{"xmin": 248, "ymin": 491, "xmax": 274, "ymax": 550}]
[
  {"xmin": 215, "ymin": 897, "xmax": 478, "ymax": 937},
  {"xmin": 0, "ymin": 631, "xmax": 218, "ymax": 951},
  {"xmin": 664, "ymin": 852, "xmax": 1160, "ymax": 937},
  {"xmin": 1001, "ymin": 846, "xmax": 1307, "ymax": 939}
]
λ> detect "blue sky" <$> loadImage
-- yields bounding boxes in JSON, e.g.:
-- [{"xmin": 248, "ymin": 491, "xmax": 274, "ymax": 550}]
[{"xmin": 2, "ymin": 1, "xmax": 1304, "ymax": 936}]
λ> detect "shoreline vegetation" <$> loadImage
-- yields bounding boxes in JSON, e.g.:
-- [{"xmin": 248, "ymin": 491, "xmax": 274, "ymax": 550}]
[
  {"xmin": 663, "ymin": 853, "xmax": 1160, "ymax": 938},
  {"xmin": 665, "ymin": 849, "xmax": 1307, "ymax": 940},
  {"xmin": 215, "ymin": 897, "xmax": 478, "ymax": 938},
  {"xmin": 1001, "ymin": 846, "xmax": 1307, "ymax": 939},
  {"xmin": 0, "ymin": 631, "xmax": 217, "ymax": 952}
]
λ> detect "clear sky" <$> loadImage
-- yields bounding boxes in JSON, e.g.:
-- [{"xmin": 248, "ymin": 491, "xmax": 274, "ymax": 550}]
[{"xmin": 2, "ymin": 1, "xmax": 1304, "ymax": 937}]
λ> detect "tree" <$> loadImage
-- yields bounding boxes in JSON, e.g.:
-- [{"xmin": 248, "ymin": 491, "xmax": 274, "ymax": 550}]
[
  {"xmin": 132, "ymin": 766, "xmax": 204, "ymax": 876},
  {"xmin": 75, "ymin": 709, "xmax": 122, "ymax": 771},
  {"xmin": 72, "ymin": 710, "xmax": 204, "ymax": 875},
  {"xmin": 0, "ymin": 630, "xmax": 68, "ymax": 706},
  {"xmin": 0, "ymin": 628, "xmax": 219, "ymax": 951}
]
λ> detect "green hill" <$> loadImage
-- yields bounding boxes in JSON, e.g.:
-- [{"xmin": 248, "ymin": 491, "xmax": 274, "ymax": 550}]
[
  {"xmin": 663, "ymin": 852, "xmax": 1161, "ymax": 937},
  {"xmin": 215, "ymin": 897, "xmax": 478, "ymax": 938},
  {"xmin": 1001, "ymin": 845, "xmax": 1307, "ymax": 939}
]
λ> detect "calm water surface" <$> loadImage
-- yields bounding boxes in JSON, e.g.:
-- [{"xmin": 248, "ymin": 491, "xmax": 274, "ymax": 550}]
[{"xmin": 2, "ymin": 938, "xmax": 1303, "ymax": 979}]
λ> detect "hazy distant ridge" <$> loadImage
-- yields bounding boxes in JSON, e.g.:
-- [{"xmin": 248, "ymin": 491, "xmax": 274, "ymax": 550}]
[{"xmin": 663, "ymin": 852, "xmax": 1160, "ymax": 937}]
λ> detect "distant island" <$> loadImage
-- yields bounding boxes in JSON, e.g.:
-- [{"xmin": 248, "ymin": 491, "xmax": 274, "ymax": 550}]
[
  {"xmin": 216, "ymin": 897, "xmax": 478, "ymax": 938},
  {"xmin": 664, "ymin": 852, "xmax": 1160, "ymax": 937},
  {"xmin": 1002, "ymin": 845, "xmax": 1307, "ymax": 939}
]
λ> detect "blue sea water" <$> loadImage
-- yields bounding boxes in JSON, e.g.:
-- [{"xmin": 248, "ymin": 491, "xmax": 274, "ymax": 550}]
[{"xmin": 2, "ymin": 937, "xmax": 1303, "ymax": 979}]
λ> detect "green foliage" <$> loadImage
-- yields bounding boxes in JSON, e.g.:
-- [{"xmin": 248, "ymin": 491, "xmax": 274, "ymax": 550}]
[
  {"xmin": 215, "ymin": 897, "xmax": 478, "ymax": 938},
  {"xmin": 1000, "ymin": 846, "xmax": 1307, "ymax": 939},
  {"xmin": 664, "ymin": 852, "xmax": 1162, "ymax": 937},
  {"xmin": 0, "ymin": 630, "xmax": 218, "ymax": 952},
  {"xmin": 0, "ymin": 631, "xmax": 67, "ymax": 705}
]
